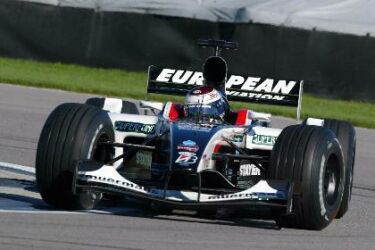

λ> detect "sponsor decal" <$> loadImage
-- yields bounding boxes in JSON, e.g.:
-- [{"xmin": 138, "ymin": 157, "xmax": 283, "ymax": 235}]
[
  {"xmin": 227, "ymin": 77, "xmax": 295, "ymax": 93},
  {"xmin": 80, "ymin": 173, "xmax": 162, "ymax": 196},
  {"xmin": 156, "ymin": 69, "xmax": 204, "ymax": 85},
  {"xmin": 231, "ymin": 134, "xmax": 244, "ymax": 142},
  {"xmin": 191, "ymin": 87, "xmax": 213, "ymax": 95},
  {"xmin": 187, "ymin": 104, "xmax": 211, "ymax": 109},
  {"xmin": 175, "ymin": 152, "xmax": 198, "ymax": 166},
  {"xmin": 206, "ymin": 192, "xmax": 285, "ymax": 200},
  {"xmin": 80, "ymin": 174, "xmax": 285, "ymax": 201},
  {"xmin": 136, "ymin": 151, "xmax": 152, "ymax": 167},
  {"xmin": 115, "ymin": 121, "xmax": 155, "ymax": 134},
  {"xmin": 154, "ymin": 68, "xmax": 298, "ymax": 100},
  {"xmin": 80, "ymin": 174, "xmax": 146, "ymax": 191},
  {"xmin": 225, "ymin": 91, "xmax": 286, "ymax": 101},
  {"xmin": 239, "ymin": 164, "xmax": 261, "ymax": 177},
  {"xmin": 252, "ymin": 134, "xmax": 277, "ymax": 146},
  {"xmin": 177, "ymin": 123, "xmax": 213, "ymax": 131},
  {"xmin": 182, "ymin": 140, "xmax": 196, "ymax": 146},
  {"xmin": 177, "ymin": 140, "xmax": 199, "ymax": 152}
]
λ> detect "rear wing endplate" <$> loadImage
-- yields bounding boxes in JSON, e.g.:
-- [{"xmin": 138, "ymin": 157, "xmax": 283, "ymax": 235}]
[{"xmin": 147, "ymin": 66, "xmax": 304, "ymax": 121}]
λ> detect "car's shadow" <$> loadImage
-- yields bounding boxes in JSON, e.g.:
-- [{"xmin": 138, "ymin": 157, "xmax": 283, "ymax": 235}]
[
  {"xmin": 0, "ymin": 177, "xmax": 280, "ymax": 230},
  {"xmin": 96, "ymin": 198, "xmax": 281, "ymax": 230}
]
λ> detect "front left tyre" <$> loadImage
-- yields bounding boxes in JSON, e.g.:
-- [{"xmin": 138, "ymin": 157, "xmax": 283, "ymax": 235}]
[{"xmin": 36, "ymin": 103, "xmax": 114, "ymax": 209}]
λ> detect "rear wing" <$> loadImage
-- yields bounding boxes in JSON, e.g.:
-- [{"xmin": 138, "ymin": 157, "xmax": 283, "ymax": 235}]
[{"xmin": 147, "ymin": 66, "xmax": 304, "ymax": 121}]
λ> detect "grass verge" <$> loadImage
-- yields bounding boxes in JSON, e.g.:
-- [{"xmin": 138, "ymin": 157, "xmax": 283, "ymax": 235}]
[{"xmin": 0, "ymin": 57, "xmax": 374, "ymax": 128}]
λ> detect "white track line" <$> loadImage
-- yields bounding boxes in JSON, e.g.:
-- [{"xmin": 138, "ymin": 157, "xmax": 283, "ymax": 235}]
[
  {"xmin": 0, "ymin": 210, "xmax": 84, "ymax": 214},
  {"xmin": 0, "ymin": 161, "xmax": 35, "ymax": 176},
  {"xmin": 0, "ymin": 161, "xmax": 140, "ymax": 215}
]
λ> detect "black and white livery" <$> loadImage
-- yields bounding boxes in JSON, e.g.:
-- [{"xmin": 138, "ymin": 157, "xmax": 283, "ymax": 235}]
[{"xmin": 35, "ymin": 39, "xmax": 355, "ymax": 230}]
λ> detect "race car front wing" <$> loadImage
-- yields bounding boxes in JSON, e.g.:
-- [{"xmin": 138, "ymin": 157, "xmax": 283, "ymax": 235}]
[{"xmin": 73, "ymin": 161, "xmax": 293, "ymax": 213}]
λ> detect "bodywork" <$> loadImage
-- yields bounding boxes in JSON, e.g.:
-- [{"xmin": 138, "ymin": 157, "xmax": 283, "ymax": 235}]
[{"xmin": 74, "ymin": 99, "xmax": 294, "ymax": 214}]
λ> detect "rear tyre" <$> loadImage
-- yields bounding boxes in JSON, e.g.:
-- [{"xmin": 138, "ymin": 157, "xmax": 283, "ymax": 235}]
[
  {"xmin": 36, "ymin": 103, "xmax": 114, "ymax": 209},
  {"xmin": 269, "ymin": 125, "xmax": 345, "ymax": 230},
  {"xmin": 85, "ymin": 97, "xmax": 139, "ymax": 114},
  {"xmin": 323, "ymin": 119, "xmax": 356, "ymax": 218},
  {"xmin": 85, "ymin": 97, "xmax": 105, "ymax": 108}
]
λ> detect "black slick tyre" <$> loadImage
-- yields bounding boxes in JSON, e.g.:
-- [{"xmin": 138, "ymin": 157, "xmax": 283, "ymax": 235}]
[
  {"xmin": 36, "ymin": 103, "xmax": 114, "ymax": 210},
  {"xmin": 85, "ymin": 97, "xmax": 139, "ymax": 114},
  {"xmin": 85, "ymin": 97, "xmax": 105, "ymax": 108},
  {"xmin": 269, "ymin": 125, "xmax": 345, "ymax": 230},
  {"xmin": 323, "ymin": 119, "xmax": 356, "ymax": 218}
]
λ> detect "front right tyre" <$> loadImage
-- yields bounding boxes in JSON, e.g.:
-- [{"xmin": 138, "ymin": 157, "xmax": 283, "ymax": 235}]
[
  {"xmin": 269, "ymin": 125, "xmax": 345, "ymax": 230},
  {"xmin": 323, "ymin": 119, "xmax": 356, "ymax": 218}
]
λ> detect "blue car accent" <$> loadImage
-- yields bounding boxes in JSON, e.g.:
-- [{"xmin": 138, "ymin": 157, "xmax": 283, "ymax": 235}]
[{"xmin": 170, "ymin": 122, "xmax": 223, "ymax": 170}]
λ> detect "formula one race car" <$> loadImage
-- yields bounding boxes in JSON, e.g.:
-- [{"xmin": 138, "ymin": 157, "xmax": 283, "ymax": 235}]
[{"xmin": 35, "ymin": 39, "xmax": 356, "ymax": 230}]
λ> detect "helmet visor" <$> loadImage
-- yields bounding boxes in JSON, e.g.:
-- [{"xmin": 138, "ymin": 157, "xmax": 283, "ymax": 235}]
[{"xmin": 185, "ymin": 100, "xmax": 226, "ymax": 122}]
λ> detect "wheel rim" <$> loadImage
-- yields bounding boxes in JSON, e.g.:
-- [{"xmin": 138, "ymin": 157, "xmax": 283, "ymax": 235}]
[
  {"xmin": 79, "ymin": 132, "xmax": 112, "ymax": 208},
  {"xmin": 324, "ymin": 154, "xmax": 341, "ymax": 206},
  {"xmin": 92, "ymin": 133, "xmax": 113, "ymax": 164}
]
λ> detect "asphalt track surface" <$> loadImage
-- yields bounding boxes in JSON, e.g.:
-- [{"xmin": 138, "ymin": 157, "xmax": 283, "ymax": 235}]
[{"xmin": 0, "ymin": 83, "xmax": 375, "ymax": 250}]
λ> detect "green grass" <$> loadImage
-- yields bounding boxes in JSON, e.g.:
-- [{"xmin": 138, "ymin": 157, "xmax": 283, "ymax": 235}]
[{"xmin": 0, "ymin": 57, "xmax": 374, "ymax": 128}]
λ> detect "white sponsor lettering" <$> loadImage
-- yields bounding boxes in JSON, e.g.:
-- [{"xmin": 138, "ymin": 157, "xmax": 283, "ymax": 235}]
[
  {"xmin": 172, "ymin": 70, "xmax": 193, "ymax": 84},
  {"xmin": 175, "ymin": 152, "xmax": 198, "ymax": 165},
  {"xmin": 226, "ymin": 77, "xmax": 296, "ymax": 95},
  {"xmin": 262, "ymin": 94, "xmax": 273, "ymax": 99},
  {"xmin": 226, "ymin": 91, "xmax": 238, "ymax": 96},
  {"xmin": 240, "ymin": 164, "xmax": 261, "ymax": 176},
  {"xmin": 252, "ymin": 134, "xmax": 277, "ymax": 145},
  {"xmin": 254, "ymin": 78, "xmax": 274, "ymax": 92},
  {"xmin": 225, "ymin": 91, "xmax": 286, "ymax": 100},
  {"xmin": 241, "ymin": 77, "xmax": 261, "ymax": 91},
  {"xmin": 188, "ymin": 72, "xmax": 204, "ymax": 85},
  {"xmin": 206, "ymin": 192, "xmax": 283, "ymax": 200},
  {"xmin": 156, "ymin": 68, "xmax": 175, "ymax": 82},
  {"xmin": 226, "ymin": 75, "xmax": 245, "ymax": 88},
  {"xmin": 272, "ymin": 95, "xmax": 285, "ymax": 100},
  {"xmin": 155, "ymin": 68, "xmax": 298, "ymax": 95},
  {"xmin": 272, "ymin": 80, "xmax": 296, "ymax": 94}
]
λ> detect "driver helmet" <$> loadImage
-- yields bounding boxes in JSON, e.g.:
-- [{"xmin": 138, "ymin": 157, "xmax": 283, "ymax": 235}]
[{"xmin": 184, "ymin": 86, "xmax": 229, "ymax": 121}]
